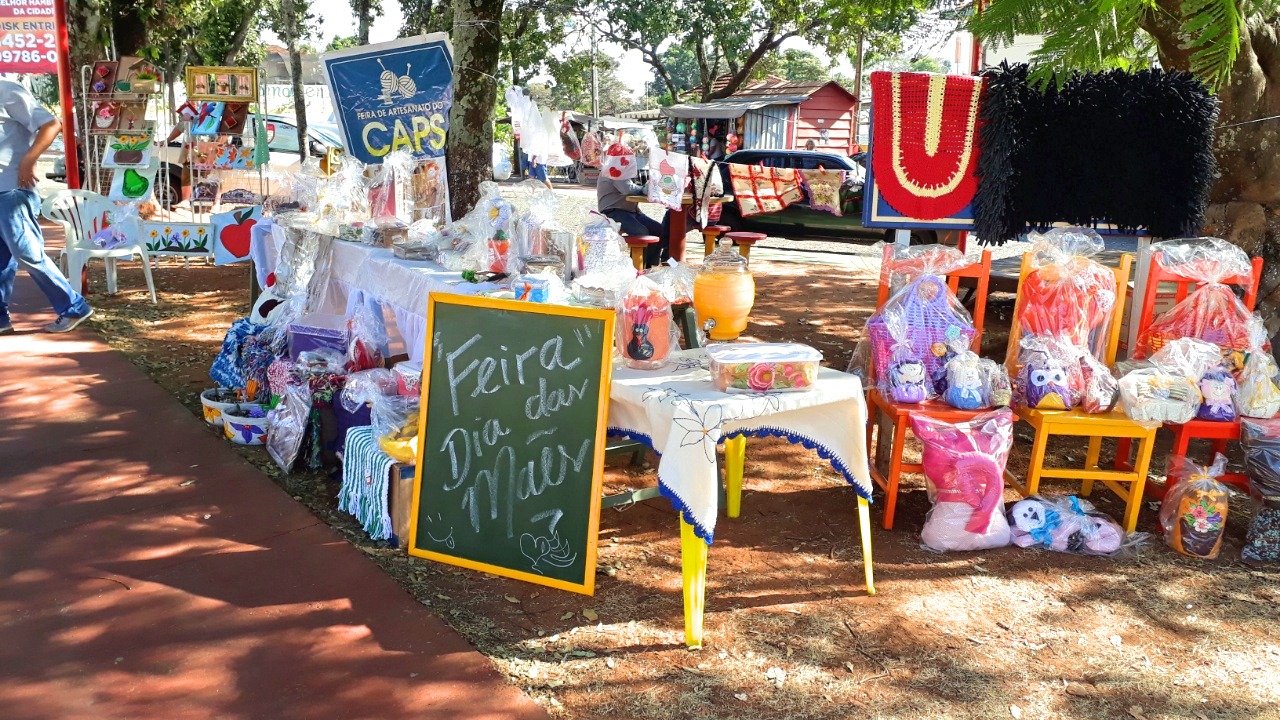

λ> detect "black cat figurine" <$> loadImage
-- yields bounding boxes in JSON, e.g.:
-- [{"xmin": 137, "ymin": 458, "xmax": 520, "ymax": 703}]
[{"xmin": 627, "ymin": 323, "xmax": 654, "ymax": 360}]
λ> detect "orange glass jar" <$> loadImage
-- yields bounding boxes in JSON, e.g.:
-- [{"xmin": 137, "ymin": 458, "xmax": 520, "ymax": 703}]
[{"xmin": 694, "ymin": 239, "xmax": 755, "ymax": 341}]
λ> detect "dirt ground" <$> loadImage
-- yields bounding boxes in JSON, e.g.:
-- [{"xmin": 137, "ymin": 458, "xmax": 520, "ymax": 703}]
[{"xmin": 81, "ymin": 255, "xmax": 1280, "ymax": 720}]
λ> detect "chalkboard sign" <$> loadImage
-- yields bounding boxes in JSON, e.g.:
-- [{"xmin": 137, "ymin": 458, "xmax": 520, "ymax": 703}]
[{"xmin": 408, "ymin": 294, "xmax": 615, "ymax": 595}]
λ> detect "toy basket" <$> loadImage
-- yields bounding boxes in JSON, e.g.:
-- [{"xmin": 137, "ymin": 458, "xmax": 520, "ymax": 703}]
[{"xmin": 867, "ymin": 274, "xmax": 975, "ymax": 384}]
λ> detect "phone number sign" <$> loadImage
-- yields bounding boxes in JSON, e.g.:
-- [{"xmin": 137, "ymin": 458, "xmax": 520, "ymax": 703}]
[{"xmin": 0, "ymin": 0, "xmax": 57, "ymax": 74}]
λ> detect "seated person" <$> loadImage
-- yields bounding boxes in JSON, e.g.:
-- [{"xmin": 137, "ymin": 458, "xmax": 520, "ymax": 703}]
[{"xmin": 597, "ymin": 170, "xmax": 669, "ymax": 266}]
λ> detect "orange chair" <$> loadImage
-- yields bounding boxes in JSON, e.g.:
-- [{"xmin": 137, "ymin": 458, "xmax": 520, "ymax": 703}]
[
  {"xmin": 623, "ymin": 234, "xmax": 659, "ymax": 271},
  {"xmin": 865, "ymin": 245, "xmax": 993, "ymax": 529},
  {"xmin": 1115, "ymin": 252, "xmax": 1264, "ymax": 497},
  {"xmin": 1004, "ymin": 254, "xmax": 1156, "ymax": 533}
]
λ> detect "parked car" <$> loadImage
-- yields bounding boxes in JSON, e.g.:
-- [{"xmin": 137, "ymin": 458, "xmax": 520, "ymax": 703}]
[
  {"xmin": 48, "ymin": 113, "xmax": 344, "ymax": 207},
  {"xmin": 717, "ymin": 149, "xmax": 946, "ymax": 245}
]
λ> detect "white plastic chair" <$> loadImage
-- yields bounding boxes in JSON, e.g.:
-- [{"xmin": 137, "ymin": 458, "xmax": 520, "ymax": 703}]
[{"xmin": 40, "ymin": 189, "xmax": 157, "ymax": 303}]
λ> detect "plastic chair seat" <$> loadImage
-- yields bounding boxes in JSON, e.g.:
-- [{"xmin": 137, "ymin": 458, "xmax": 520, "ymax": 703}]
[{"xmin": 41, "ymin": 189, "xmax": 157, "ymax": 303}]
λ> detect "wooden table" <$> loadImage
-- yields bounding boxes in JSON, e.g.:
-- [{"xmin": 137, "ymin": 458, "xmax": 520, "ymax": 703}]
[{"xmin": 626, "ymin": 194, "xmax": 732, "ymax": 263}]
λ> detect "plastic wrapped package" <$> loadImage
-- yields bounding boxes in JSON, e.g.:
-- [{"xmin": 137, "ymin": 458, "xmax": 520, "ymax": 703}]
[
  {"xmin": 346, "ymin": 301, "xmax": 387, "ymax": 372},
  {"xmin": 1012, "ymin": 227, "xmax": 1117, "ymax": 362},
  {"xmin": 1079, "ymin": 352, "xmax": 1119, "ymax": 414},
  {"xmin": 1008, "ymin": 495, "xmax": 1128, "ymax": 555},
  {"xmin": 1160, "ymin": 454, "xmax": 1231, "ymax": 559},
  {"xmin": 880, "ymin": 243, "xmax": 972, "ymax": 296},
  {"xmin": 392, "ymin": 360, "xmax": 422, "ymax": 395},
  {"xmin": 314, "ymin": 154, "xmax": 370, "ymax": 229},
  {"xmin": 1013, "ymin": 334, "xmax": 1084, "ymax": 411},
  {"xmin": 372, "ymin": 394, "xmax": 420, "ymax": 464},
  {"xmin": 1136, "ymin": 237, "xmax": 1258, "ymax": 359},
  {"xmin": 909, "ymin": 409, "xmax": 1014, "ymax": 552},
  {"xmin": 877, "ymin": 306, "xmax": 932, "ymax": 404},
  {"xmin": 1241, "ymin": 419, "xmax": 1280, "ymax": 561},
  {"xmin": 581, "ymin": 130, "xmax": 604, "ymax": 167},
  {"xmin": 615, "ymin": 275, "xmax": 673, "ymax": 370},
  {"xmin": 645, "ymin": 261, "xmax": 697, "ymax": 305},
  {"xmin": 368, "ymin": 148, "xmax": 417, "ymax": 223},
  {"xmin": 982, "ymin": 360, "xmax": 1012, "ymax": 407},
  {"xmin": 492, "ymin": 142, "xmax": 513, "ymax": 180},
  {"xmin": 942, "ymin": 350, "xmax": 990, "ymax": 410},
  {"xmin": 267, "ymin": 382, "xmax": 312, "ymax": 473},
  {"xmin": 866, "ymin": 274, "xmax": 976, "ymax": 394},
  {"xmin": 340, "ymin": 368, "xmax": 397, "ymax": 413},
  {"xmin": 1197, "ymin": 365, "xmax": 1239, "ymax": 421},
  {"xmin": 708, "ymin": 343, "xmax": 821, "ymax": 393},
  {"xmin": 1236, "ymin": 319, "xmax": 1280, "ymax": 418},
  {"xmin": 1117, "ymin": 338, "xmax": 1218, "ymax": 425},
  {"xmin": 601, "ymin": 140, "xmax": 639, "ymax": 181},
  {"xmin": 93, "ymin": 202, "xmax": 144, "ymax": 250},
  {"xmin": 580, "ymin": 211, "xmax": 629, "ymax": 275}
]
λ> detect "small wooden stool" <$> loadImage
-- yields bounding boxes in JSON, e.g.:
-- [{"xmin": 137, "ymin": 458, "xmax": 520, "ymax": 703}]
[
  {"xmin": 701, "ymin": 225, "xmax": 733, "ymax": 256},
  {"xmin": 623, "ymin": 234, "xmax": 660, "ymax": 271},
  {"xmin": 724, "ymin": 231, "xmax": 765, "ymax": 262}
]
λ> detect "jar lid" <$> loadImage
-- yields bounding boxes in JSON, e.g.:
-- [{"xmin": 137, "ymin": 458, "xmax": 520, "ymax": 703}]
[{"xmin": 701, "ymin": 238, "xmax": 750, "ymax": 273}]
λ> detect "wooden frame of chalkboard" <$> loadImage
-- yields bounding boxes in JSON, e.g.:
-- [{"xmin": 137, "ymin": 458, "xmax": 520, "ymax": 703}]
[{"xmin": 408, "ymin": 293, "xmax": 616, "ymax": 595}]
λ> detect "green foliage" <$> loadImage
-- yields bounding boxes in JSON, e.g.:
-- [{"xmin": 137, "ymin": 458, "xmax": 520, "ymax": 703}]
[
  {"xmin": 533, "ymin": 52, "xmax": 638, "ymax": 115},
  {"xmin": 398, "ymin": 0, "xmax": 451, "ymax": 36},
  {"xmin": 969, "ymin": 0, "xmax": 1262, "ymax": 90},
  {"xmin": 501, "ymin": 0, "xmax": 570, "ymax": 84},
  {"xmin": 327, "ymin": 35, "xmax": 360, "ymax": 51},
  {"xmin": 751, "ymin": 48, "xmax": 833, "ymax": 82},
  {"xmin": 645, "ymin": 45, "xmax": 699, "ymax": 98}
]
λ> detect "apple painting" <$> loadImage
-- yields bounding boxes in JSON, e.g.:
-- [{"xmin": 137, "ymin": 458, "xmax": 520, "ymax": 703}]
[{"xmin": 212, "ymin": 206, "xmax": 261, "ymax": 266}]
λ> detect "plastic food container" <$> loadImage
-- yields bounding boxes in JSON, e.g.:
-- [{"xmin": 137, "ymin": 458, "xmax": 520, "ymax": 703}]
[{"xmin": 707, "ymin": 343, "xmax": 822, "ymax": 393}]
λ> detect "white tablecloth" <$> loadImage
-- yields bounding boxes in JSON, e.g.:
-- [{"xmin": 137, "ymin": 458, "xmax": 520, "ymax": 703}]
[
  {"xmin": 251, "ymin": 218, "xmax": 495, "ymax": 362},
  {"xmin": 608, "ymin": 349, "xmax": 873, "ymax": 545}
]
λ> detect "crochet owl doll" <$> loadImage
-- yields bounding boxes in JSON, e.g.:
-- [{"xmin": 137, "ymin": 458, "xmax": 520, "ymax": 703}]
[{"xmin": 1020, "ymin": 356, "xmax": 1076, "ymax": 410}]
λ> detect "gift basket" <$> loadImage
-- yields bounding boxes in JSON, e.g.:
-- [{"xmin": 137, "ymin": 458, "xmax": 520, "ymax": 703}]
[
  {"xmin": 615, "ymin": 275, "xmax": 673, "ymax": 370},
  {"xmin": 1160, "ymin": 453, "xmax": 1231, "ymax": 559},
  {"xmin": 1118, "ymin": 337, "xmax": 1219, "ymax": 426},
  {"xmin": 1008, "ymin": 494, "xmax": 1129, "ymax": 555},
  {"xmin": 1241, "ymin": 419, "xmax": 1280, "ymax": 561},
  {"xmin": 865, "ymin": 251, "xmax": 976, "ymax": 394},
  {"xmin": 1235, "ymin": 319, "xmax": 1280, "ymax": 419},
  {"xmin": 909, "ymin": 409, "xmax": 1014, "ymax": 552},
  {"xmin": 1012, "ymin": 228, "xmax": 1117, "ymax": 362},
  {"xmin": 1012, "ymin": 334, "xmax": 1084, "ymax": 411},
  {"xmin": 1136, "ymin": 237, "xmax": 1258, "ymax": 359}
]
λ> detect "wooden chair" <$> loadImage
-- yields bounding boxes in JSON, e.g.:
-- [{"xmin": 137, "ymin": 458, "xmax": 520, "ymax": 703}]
[
  {"xmin": 865, "ymin": 245, "xmax": 993, "ymax": 529},
  {"xmin": 623, "ymin": 234, "xmax": 659, "ymax": 271},
  {"xmin": 1115, "ymin": 251, "xmax": 1264, "ymax": 497},
  {"xmin": 1004, "ymin": 253, "xmax": 1154, "ymax": 532},
  {"xmin": 723, "ymin": 231, "xmax": 765, "ymax": 262},
  {"xmin": 701, "ymin": 225, "xmax": 732, "ymax": 256}
]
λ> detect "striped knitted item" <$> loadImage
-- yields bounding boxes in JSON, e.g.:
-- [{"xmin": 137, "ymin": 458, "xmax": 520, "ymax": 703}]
[{"xmin": 338, "ymin": 426, "xmax": 396, "ymax": 540}]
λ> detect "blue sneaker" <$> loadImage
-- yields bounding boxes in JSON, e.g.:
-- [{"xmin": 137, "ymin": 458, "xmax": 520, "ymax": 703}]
[
  {"xmin": 43, "ymin": 308, "xmax": 94, "ymax": 333},
  {"xmin": 0, "ymin": 323, "xmax": 12, "ymax": 335}
]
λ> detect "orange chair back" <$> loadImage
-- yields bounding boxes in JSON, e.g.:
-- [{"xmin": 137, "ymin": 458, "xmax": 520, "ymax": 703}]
[
  {"xmin": 1133, "ymin": 251, "xmax": 1264, "ymax": 349},
  {"xmin": 1005, "ymin": 252, "xmax": 1133, "ymax": 370}
]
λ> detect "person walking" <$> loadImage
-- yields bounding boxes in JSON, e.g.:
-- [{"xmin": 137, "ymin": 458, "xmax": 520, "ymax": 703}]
[{"xmin": 0, "ymin": 79, "xmax": 92, "ymax": 334}]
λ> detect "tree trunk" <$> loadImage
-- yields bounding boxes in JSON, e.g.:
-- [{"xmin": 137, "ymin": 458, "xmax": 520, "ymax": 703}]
[
  {"xmin": 356, "ymin": 0, "xmax": 374, "ymax": 44},
  {"xmin": 224, "ymin": 0, "xmax": 262, "ymax": 63},
  {"xmin": 1141, "ymin": 10, "xmax": 1280, "ymax": 330},
  {"xmin": 447, "ymin": 0, "xmax": 503, "ymax": 217},
  {"xmin": 705, "ymin": 31, "xmax": 791, "ymax": 100},
  {"xmin": 282, "ymin": 0, "xmax": 309, "ymax": 156},
  {"xmin": 851, "ymin": 31, "xmax": 865, "ymax": 149}
]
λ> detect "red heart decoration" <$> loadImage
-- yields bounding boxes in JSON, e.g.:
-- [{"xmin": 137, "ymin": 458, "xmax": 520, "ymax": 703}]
[
  {"xmin": 620, "ymin": 158, "xmax": 630, "ymax": 166},
  {"xmin": 608, "ymin": 167, "xmax": 621, "ymax": 178}
]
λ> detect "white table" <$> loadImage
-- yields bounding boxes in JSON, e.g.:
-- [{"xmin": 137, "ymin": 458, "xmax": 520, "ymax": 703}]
[{"xmin": 607, "ymin": 349, "xmax": 876, "ymax": 647}]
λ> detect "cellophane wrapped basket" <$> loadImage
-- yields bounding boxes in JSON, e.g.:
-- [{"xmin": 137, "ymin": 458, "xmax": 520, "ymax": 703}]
[
  {"xmin": 1010, "ymin": 227, "xmax": 1117, "ymax": 365},
  {"xmin": 1136, "ymin": 237, "xmax": 1258, "ymax": 359}
]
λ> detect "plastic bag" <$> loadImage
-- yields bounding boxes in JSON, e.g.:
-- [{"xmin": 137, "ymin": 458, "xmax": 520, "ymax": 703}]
[
  {"xmin": 1118, "ymin": 369, "xmax": 1201, "ymax": 426},
  {"xmin": 645, "ymin": 260, "xmax": 697, "ymax": 305},
  {"xmin": 1013, "ymin": 335, "xmax": 1084, "ymax": 411},
  {"xmin": 372, "ymin": 394, "xmax": 420, "ymax": 464},
  {"xmin": 878, "ymin": 306, "xmax": 933, "ymax": 403},
  {"xmin": 493, "ymin": 142, "xmax": 513, "ymax": 181},
  {"xmin": 601, "ymin": 140, "xmax": 638, "ymax": 181},
  {"xmin": 368, "ymin": 148, "xmax": 417, "ymax": 223},
  {"xmin": 1012, "ymin": 227, "xmax": 1117, "ymax": 362},
  {"xmin": 1197, "ymin": 365, "xmax": 1239, "ymax": 421},
  {"xmin": 1160, "ymin": 453, "xmax": 1230, "ymax": 559},
  {"xmin": 346, "ymin": 301, "xmax": 387, "ymax": 373},
  {"xmin": 581, "ymin": 130, "xmax": 604, "ymax": 167},
  {"xmin": 393, "ymin": 360, "xmax": 422, "ymax": 396},
  {"xmin": 866, "ymin": 273, "xmax": 976, "ymax": 395},
  {"xmin": 1136, "ymin": 237, "xmax": 1257, "ymax": 359},
  {"xmin": 340, "ymin": 368, "xmax": 397, "ymax": 413},
  {"xmin": 1079, "ymin": 352, "xmax": 1119, "ymax": 414},
  {"xmin": 616, "ymin": 275, "xmax": 673, "ymax": 370},
  {"xmin": 267, "ymin": 382, "xmax": 312, "ymax": 473},
  {"xmin": 94, "ymin": 202, "xmax": 143, "ymax": 250},
  {"xmin": 942, "ymin": 350, "xmax": 989, "ymax": 410},
  {"xmin": 982, "ymin": 360, "xmax": 1012, "ymax": 407},
  {"xmin": 1008, "ymin": 494, "xmax": 1129, "ymax": 555},
  {"xmin": 880, "ymin": 243, "xmax": 972, "ymax": 295},
  {"xmin": 1236, "ymin": 320, "xmax": 1280, "ymax": 418},
  {"xmin": 909, "ymin": 409, "xmax": 1014, "ymax": 552},
  {"xmin": 646, "ymin": 147, "xmax": 688, "ymax": 211},
  {"xmin": 1241, "ymin": 419, "xmax": 1280, "ymax": 561}
]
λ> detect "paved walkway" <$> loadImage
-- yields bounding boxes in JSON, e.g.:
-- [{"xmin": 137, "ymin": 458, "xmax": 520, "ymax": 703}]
[{"xmin": 0, "ymin": 274, "xmax": 548, "ymax": 719}]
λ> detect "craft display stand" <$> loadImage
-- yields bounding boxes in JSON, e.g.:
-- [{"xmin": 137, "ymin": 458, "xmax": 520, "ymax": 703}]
[
  {"xmin": 80, "ymin": 59, "xmax": 170, "ymax": 208},
  {"xmin": 183, "ymin": 66, "xmax": 267, "ymax": 229}
]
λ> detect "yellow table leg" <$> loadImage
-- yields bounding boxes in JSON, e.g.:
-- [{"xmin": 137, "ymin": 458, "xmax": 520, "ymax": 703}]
[
  {"xmin": 680, "ymin": 517, "xmax": 708, "ymax": 648},
  {"xmin": 857, "ymin": 496, "xmax": 876, "ymax": 595},
  {"xmin": 724, "ymin": 435, "xmax": 746, "ymax": 518}
]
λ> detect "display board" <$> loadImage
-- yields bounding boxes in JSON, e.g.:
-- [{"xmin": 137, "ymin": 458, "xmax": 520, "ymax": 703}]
[
  {"xmin": 409, "ymin": 294, "xmax": 614, "ymax": 595},
  {"xmin": 0, "ymin": 0, "xmax": 56, "ymax": 74},
  {"xmin": 320, "ymin": 33, "xmax": 454, "ymax": 165}
]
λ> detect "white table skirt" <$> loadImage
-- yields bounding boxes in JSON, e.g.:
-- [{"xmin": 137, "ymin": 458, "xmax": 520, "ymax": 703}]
[{"xmin": 607, "ymin": 349, "xmax": 873, "ymax": 545}]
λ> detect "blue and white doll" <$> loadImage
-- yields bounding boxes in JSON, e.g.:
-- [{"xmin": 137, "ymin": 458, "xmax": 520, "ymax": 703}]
[{"xmin": 944, "ymin": 351, "xmax": 988, "ymax": 410}]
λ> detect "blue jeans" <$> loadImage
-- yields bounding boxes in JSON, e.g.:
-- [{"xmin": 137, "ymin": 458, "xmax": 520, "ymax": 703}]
[{"xmin": 0, "ymin": 189, "xmax": 91, "ymax": 323}]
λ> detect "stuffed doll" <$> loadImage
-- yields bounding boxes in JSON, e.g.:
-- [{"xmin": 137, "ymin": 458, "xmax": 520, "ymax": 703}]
[
  {"xmin": 1237, "ymin": 350, "xmax": 1280, "ymax": 419},
  {"xmin": 911, "ymin": 410, "xmax": 1014, "ymax": 552},
  {"xmin": 1021, "ymin": 356, "xmax": 1075, "ymax": 410},
  {"xmin": 1008, "ymin": 495, "xmax": 1125, "ymax": 555},
  {"xmin": 944, "ymin": 352, "xmax": 988, "ymax": 410},
  {"xmin": 889, "ymin": 358, "xmax": 929, "ymax": 404},
  {"xmin": 1197, "ymin": 366, "xmax": 1238, "ymax": 421}
]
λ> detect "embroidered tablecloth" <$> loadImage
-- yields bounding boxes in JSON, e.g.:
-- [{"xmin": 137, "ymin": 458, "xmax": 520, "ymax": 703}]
[{"xmin": 608, "ymin": 349, "xmax": 873, "ymax": 545}]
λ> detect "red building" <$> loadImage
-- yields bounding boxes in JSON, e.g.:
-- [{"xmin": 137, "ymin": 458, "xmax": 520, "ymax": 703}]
[{"xmin": 662, "ymin": 77, "xmax": 861, "ymax": 156}]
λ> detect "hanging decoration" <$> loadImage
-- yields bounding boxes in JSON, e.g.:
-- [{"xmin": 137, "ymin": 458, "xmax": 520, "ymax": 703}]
[
  {"xmin": 799, "ymin": 168, "xmax": 845, "ymax": 217},
  {"xmin": 728, "ymin": 164, "xmax": 803, "ymax": 217},
  {"xmin": 869, "ymin": 71, "xmax": 984, "ymax": 221}
]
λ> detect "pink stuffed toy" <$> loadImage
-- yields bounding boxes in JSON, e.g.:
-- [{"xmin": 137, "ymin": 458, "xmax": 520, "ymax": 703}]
[
  {"xmin": 910, "ymin": 409, "xmax": 1014, "ymax": 551},
  {"xmin": 1008, "ymin": 495, "xmax": 1125, "ymax": 555}
]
